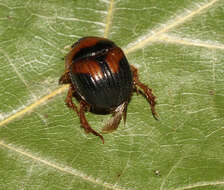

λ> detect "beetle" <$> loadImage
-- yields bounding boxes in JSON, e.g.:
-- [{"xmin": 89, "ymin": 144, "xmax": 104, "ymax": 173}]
[{"xmin": 59, "ymin": 36, "xmax": 158, "ymax": 143}]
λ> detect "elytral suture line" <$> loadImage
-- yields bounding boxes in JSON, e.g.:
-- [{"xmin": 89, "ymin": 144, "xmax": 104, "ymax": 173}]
[
  {"xmin": 104, "ymin": 0, "xmax": 115, "ymax": 38},
  {"xmin": 124, "ymin": 0, "xmax": 220, "ymax": 54},
  {"xmin": 0, "ymin": 0, "xmax": 221, "ymax": 127},
  {"xmin": 0, "ymin": 141, "xmax": 127, "ymax": 190}
]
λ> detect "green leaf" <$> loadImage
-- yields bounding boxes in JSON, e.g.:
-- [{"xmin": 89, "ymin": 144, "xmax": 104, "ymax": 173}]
[{"xmin": 0, "ymin": 0, "xmax": 224, "ymax": 189}]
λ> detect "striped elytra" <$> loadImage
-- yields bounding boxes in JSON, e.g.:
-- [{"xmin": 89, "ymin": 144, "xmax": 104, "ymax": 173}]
[
  {"xmin": 68, "ymin": 37, "xmax": 133, "ymax": 110},
  {"xmin": 59, "ymin": 36, "xmax": 158, "ymax": 143}
]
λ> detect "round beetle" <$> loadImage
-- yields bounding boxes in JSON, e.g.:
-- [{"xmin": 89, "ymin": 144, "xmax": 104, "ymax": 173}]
[{"xmin": 59, "ymin": 36, "xmax": 158, "ymax": 143}]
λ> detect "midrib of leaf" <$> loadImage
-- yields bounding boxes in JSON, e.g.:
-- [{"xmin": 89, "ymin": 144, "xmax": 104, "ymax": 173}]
[{"xmin": 0, "ymin": 0, "xmax": 223, "ymax": 189}]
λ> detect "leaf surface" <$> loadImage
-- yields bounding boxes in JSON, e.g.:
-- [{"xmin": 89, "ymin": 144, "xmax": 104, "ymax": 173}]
[{"xmin": 0, "ymin": 0, "xmax": 224, "ymax": 190}]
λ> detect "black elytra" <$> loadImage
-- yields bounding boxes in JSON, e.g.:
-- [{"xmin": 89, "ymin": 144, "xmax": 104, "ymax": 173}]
[
  {"xmin": 69, "ymin": 37, "xmax": 133, "ymax": 111},
  {"xmin": 59, "ymin": 36, "xmax": 158, "ymax": 143}
]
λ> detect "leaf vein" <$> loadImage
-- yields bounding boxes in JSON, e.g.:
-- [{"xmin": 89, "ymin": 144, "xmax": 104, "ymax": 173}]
[
  {"xmin": 0, "ymin": 85, "xmax": 68, "ymax": 127},
  {"xmin": 124, "ymin": 0, "xmax": 220, "ymax": 54},
  {"xmin": 0, "ymin": 141, "xmax": 128, "ymax": 190},
  {"xmin": 165, "ymin": 180, "xmax": 224, "ymax": 190},
  {"xmin": 158, "ymin": 34, "xmax": 224, "ymax": 50},
  {"xmin": 104, "ymin": 0, "xmax": 115, "ymax": 38}
]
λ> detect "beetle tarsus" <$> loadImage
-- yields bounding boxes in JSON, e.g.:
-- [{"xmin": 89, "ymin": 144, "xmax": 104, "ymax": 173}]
[
  {"xmin": 80, "ymin": 101, "xmax": 105, "ymax": 143},
  {"xmin": 65, "ymin": 85, "xmax": 79, "ymax": 114},
  {"xmin": 122, "ymin": 102, "xmax": 128, "ymax": 126},
  {"xmin": 131, "ymin": 65, "xmax": 158, "ymax": 120},
  {"xmin": 64, "ymin": 85, "xmax": 104, "ymax": 143},
  {"xmin": 102, "ymin": 102, "xmax": 126, "ymax": 133}
]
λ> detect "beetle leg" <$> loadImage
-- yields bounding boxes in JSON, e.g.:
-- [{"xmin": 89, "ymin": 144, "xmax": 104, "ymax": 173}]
[
  {"xmin": 122, "ymin": 102, "xmax": 128, "ymax": 126},
  {"xmin": 130, "ymin": 65, "xmax": 159, "ymax": 120},
  {"xmin": 102, "ymin": 102, "xmax": 127, "ymax": 133},
  {"xmin": 79, "ymin": 101, "xmax": 104, "ymax": 143},
  {"xmin": 64, "ymin": 85, "xmax": 79, "ymax": 114},
  {"xmin": 59, "ymin": 71, "xmax": 71, "ymax": 84},
  {"xmin": 64, "ymin": 86, "xmax": 104, "ymax": 143}
]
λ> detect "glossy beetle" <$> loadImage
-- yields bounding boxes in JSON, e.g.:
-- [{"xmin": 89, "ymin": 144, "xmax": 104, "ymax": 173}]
[{"xmin": 59, "ymin": 36, "xmax": 158, "ymax": 143}]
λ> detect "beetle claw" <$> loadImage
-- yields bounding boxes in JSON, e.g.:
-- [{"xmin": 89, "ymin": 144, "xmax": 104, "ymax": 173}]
[{"xmin": 83, "ymin": 125, "xmax": 104, "ymax": 144}]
